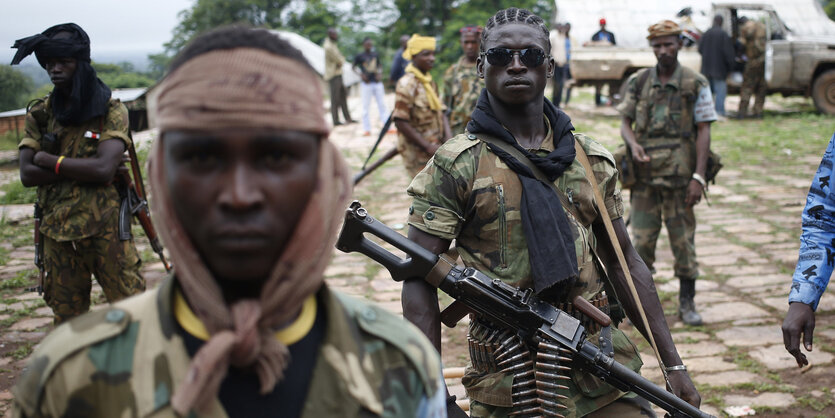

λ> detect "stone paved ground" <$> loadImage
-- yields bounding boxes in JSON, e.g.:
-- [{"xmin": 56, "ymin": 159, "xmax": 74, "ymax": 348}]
[{"xmin": 0, "ymin": 90, "xmax": 833, "ymax": 417}]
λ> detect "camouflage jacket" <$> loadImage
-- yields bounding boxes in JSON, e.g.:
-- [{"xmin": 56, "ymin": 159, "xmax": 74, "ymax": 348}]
[
  {"xmin": 740, "ymin": 20, "xmax": 767, "ymax": 62},
  {"xmin": 19, "ymin": 96, "xmax": 131, "ymax": 241},
  {"xmin": 442, "ymin": 57, "xmax": 483, "ymax": 136},
  {"xmin": 407, "ymin": 129, "xmax": 643, "ymax": 416},
  {"xmin": 616, "ymin": 65, "xmax": 715, "ymax": 187},
  {"xmin": 12, "ymin": 278, "xmax": 446, "ymax": 418},
  {"xmin": 394, "ymin": 72, "xmax": 445, "ymax": 171}
]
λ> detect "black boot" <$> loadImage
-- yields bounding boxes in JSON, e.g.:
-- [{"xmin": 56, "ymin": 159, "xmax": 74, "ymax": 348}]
[{"xmin": 679, "ymin": 279, "xmax": 703, "ymax": 326}]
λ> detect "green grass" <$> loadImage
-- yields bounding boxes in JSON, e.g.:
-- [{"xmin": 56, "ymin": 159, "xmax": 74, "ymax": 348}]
[
  {"xmin": 0, "ymin": 271, "xmax": 32, "ymax": 290},
  {"xmin": 711, "ymin": 112, "xmax": 832, "ymax": 167},
  {"xmin": 0, "ymin": 179, "xmax": 37, "ymax": 204},
  {"xmin": 0, "ymin": 131, "xmax": 21, "ymax": 151},
  {"xmin": 6, "ymin": 342, "xmax": 34, "ymax": 360}
]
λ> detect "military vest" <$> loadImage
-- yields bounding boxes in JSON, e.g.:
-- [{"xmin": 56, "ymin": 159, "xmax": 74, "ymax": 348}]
[{"xmin": 632, "ymin": 66, "xmax": 700, "ymax": 181}]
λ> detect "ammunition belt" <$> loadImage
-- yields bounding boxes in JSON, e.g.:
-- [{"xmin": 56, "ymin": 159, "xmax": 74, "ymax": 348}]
[{"xmin": 467, "ymin": 292, "xmax": 610, "ymax": 375}]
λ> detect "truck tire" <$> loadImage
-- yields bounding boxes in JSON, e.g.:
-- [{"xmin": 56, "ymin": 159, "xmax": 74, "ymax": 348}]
[{"xmin": 812, "ymin": 69, "xmax": 835, "ymax": 115}]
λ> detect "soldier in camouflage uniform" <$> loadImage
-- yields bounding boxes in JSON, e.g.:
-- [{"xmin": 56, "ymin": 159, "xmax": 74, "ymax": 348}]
[
  {"xmin": 394, "ymin": 34, "xmax": 452, "ymax": 178},
  {"xmin": 403, "ymin": 9, "xmax": 700, "ymax": 417},
  {"xmin": 617, "ymin": 20, "xmax": 717, "ymax": 326},
  {"xmin": 11, "ymin": 23, "xmax": 144, "ymax": 325},
  {"xmin": 738, "ymin": 17, "xmax": 767, "ymax": 118},
  {"xmin": 12, "ymin": 26, "xmax": 445, "ymax": 418},
  {"xmin": 443, "ymin": 26, "xmax": 485, "ymax": 135}
]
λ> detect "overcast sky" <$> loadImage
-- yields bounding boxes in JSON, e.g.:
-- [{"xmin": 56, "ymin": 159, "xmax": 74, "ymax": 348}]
[{"xmin": 1, "ymin": 0, "xmax": 193, "ymax": 64}]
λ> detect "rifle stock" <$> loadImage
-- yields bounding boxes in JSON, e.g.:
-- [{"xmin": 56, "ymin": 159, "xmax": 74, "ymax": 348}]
[{"xmin": 336, "ymin": 201, "xmax": 712, "ymax": 418}]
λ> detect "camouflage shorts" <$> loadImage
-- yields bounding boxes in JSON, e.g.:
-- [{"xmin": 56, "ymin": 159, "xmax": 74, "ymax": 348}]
[
  {"xmin": 43, "ymin": 224, "xmax": 145, "ymax": 325},
  {"xmin": 630, "ymin": 183, "xmax": 699, "ymax": 280}
]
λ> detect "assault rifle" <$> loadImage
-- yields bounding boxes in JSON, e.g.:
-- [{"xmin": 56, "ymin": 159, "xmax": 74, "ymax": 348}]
[
  {"xmin": 27, "ymin": 203, "xmax": 44, "ymax": 295},
  {"xmin": 354, "ymin": 113, "xmax": 397, "ymax": 185},
  {"xmin": 115, "ymin": 141, "xmax": 171, "ymax": 272},
  {"xmin": 336, "ymin": 201, "xmax": 712, "ymax": 418}
]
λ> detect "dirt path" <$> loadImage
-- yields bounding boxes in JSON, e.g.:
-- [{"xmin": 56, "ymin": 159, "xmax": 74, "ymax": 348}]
[{"xmin": 1, "ymin": 91, "xmax": 832, "ymax": 417}]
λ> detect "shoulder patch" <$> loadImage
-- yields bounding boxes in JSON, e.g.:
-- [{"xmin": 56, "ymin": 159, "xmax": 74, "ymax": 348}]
[
  {"xmin": 433, "ymin": 133, "xmax": 481, "ymax": 173},
  {"xmin": 12, "ymin": 307, "xmax": 132, "ymax": 416},
  {"xmin": 334, "ymin": 292, "xmax": 442, "ymax": 397},
  {"xmin": 574, "ymin": 132, "xmax": 615, "ymax": 165}
]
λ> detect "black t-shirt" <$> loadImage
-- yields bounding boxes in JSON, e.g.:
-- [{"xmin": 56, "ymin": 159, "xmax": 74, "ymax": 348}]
[
  {"xmin": 353, "ymin": 51, "xmax": 381, "ymax": 83},
  {"xmin": 177, "ymin": 295, "xmax": 326, "ymax": 418}
]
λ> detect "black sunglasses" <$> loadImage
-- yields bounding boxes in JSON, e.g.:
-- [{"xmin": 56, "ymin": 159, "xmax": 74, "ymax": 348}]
[{"xmin": 482, "ymin": 47, "xmax": 549, "ymax": 68}]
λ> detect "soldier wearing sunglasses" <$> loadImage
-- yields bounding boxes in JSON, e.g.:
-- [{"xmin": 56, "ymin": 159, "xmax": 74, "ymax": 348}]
[{"xmin": 404, "ymin": 8, "xmax": 700, "ymax": 417}]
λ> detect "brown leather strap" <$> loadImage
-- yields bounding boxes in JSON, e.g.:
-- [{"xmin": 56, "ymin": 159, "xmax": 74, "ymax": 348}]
[{"xmin": 573, "ymin": 141, "xmax": 670, "ymax": 382}]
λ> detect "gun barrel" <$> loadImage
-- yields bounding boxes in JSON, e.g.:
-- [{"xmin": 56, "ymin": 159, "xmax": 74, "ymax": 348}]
[{"xmin": 575, "ymin": 342, "xmax": 710, "ymax": 418}]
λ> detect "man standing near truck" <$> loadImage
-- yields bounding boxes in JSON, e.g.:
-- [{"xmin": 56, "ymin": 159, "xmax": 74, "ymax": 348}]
[
  {"xmin": 698, "ymin": 15, "xmax": 736, "ymax": 117},
  {"xmin": 617, "ymin": 20, "xmax": 717, "ymax": 326},
  {"xmin": 738, "ymin": 16, "xmax": 767, "ymax": 118}
]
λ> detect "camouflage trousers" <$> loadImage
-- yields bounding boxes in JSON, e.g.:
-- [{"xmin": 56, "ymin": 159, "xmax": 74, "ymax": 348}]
[
  {"xmin": 630, "ymin": 183, "xmax": 699, "ymax": 280},
  {"xmin": 43, "ymin": 225, "xmax": 145, "ymax": 325},
  {"xmin": 469, "ymin": 392, "xmax": 655, "ymax": 417},
  {"xmin": 739, "ymin": 58, "xmax": 766, "ymax": 117}
]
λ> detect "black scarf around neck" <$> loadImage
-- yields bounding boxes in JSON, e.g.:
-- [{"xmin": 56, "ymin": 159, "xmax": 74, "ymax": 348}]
[
  {"xmin": 465, "ymin": 90, "xmax": 578, "ymax": 298},
  {"xmin": 11, "ymin": 23, "xmax": 111, "ymax": 126}
]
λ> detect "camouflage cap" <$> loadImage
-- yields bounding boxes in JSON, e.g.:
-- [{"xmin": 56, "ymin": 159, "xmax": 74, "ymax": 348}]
[{"xmin": 646, "ymin": 20, "xmax": 682, "ymax": 40}]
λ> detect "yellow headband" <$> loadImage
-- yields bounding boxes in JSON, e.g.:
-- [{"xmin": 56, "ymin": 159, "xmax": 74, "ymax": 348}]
[
  {"xmin": 152, "ymin": 48, "xmax": 329, "ymax": 135},
  {"xmin": 403, "ymin": 34, "xmax": 436, "ymax": 60}
]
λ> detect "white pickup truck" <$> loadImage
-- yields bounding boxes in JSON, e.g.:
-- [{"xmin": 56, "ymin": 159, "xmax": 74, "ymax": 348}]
[{"xmin": 559, "ymin": 0, "xmax": 835, "ymax": 114}]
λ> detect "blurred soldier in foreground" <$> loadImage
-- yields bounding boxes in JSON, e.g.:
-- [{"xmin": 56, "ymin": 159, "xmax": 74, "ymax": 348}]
[
  {"xmin": 404, "ymin": 8, "xmax": 700, "ymax": 416},
  {"xmin": 12, "ymin": 26, "xmax": 445, "ymax": 418},
  {"xmin": 394, "ymin": 34, "xmax": 451, "ymax": 178},
  {"xmin": 782, "ymin": 132, "xmax": 835, "ymax": 368},
  {"xmin": 443, "ymin": 26, "xmax": 484, "ymax": 135},
  {"xmin": 11, "ymin": 23, "xmax": 144, "ymax": 325},
  {"xmin": 617, "ymin": 20, "xmax": 717, "ymax": 326},
  {"xmin": 737, "ymin": 16, "xmax": 767, "ymax": 118}
]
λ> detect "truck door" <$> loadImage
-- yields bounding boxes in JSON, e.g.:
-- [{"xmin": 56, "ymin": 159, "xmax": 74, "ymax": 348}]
[{"xmin": 765, "ymin": 10, "xmax": 791, "ymax": 88}]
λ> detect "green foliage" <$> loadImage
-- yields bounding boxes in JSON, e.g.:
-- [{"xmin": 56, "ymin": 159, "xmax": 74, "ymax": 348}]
[
  {"xmin": 0, "ymin": 65, "xmax": 35, "ymax": 112},
  {"xmin": 165, "ymin": 0, "xmax": 293, "ymax": 53},
  {"xmin": 0, "ymin": 180, "xmax": 38, "ymax": 205},
  {"xmin": 434, "ymin": 0, "xmax": 554, "ymax": 83},
  {"xmin": 824, "ymin": 0, "xmax": 835, "ymax": 21},
  {"xmin": 284, "ymin": 0, "xmax": 338, "ymax": 45},
  {"xmin": 92, "ymin": 62, "xmax": 155, "ymax": 89}
]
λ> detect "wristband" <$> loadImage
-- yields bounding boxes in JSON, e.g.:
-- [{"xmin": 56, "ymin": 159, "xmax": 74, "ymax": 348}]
[
  {"xmin": 691, "ymin": 173, "xmax": 706, "ymax": 188},
  {"xmin": 55, "ymin": 155, "xmax": 65, "ymax": 175},
  {"xmin": 665, "ymin": 364, "xmax": 687, "ymax": 372}
]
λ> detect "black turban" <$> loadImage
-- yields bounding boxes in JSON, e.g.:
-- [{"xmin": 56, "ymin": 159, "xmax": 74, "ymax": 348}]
[{"xmin": 11, "ymin": 23, "xmax": 111, "ymax": 126}]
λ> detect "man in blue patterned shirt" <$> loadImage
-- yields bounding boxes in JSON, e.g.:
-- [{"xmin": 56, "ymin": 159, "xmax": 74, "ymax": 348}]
[{"xmin": 782, "ymin": 132, "xmax": 835, "ymax": 367}]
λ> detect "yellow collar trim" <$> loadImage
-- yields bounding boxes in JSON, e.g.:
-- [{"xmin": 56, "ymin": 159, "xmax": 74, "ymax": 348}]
[{"xmin": 174, "ymin": 290, "xmax": 317, "ymax": 346}]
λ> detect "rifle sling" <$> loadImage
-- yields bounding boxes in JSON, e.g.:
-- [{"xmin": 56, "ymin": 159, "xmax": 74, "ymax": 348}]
[{"xmin": 572, "ymin": 141, "xmax": 670, "ymax": 383}]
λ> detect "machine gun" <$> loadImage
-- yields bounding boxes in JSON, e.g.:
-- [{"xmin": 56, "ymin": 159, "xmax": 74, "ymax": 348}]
[{"xmin": 336, "ymin": 201, "xmax": 712, "ymax": 418}]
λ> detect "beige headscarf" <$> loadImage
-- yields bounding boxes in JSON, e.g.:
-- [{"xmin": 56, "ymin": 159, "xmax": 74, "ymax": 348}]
[{"xmin": 148, "ymin": 47, "xmax": 352, "ymax": 415}]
